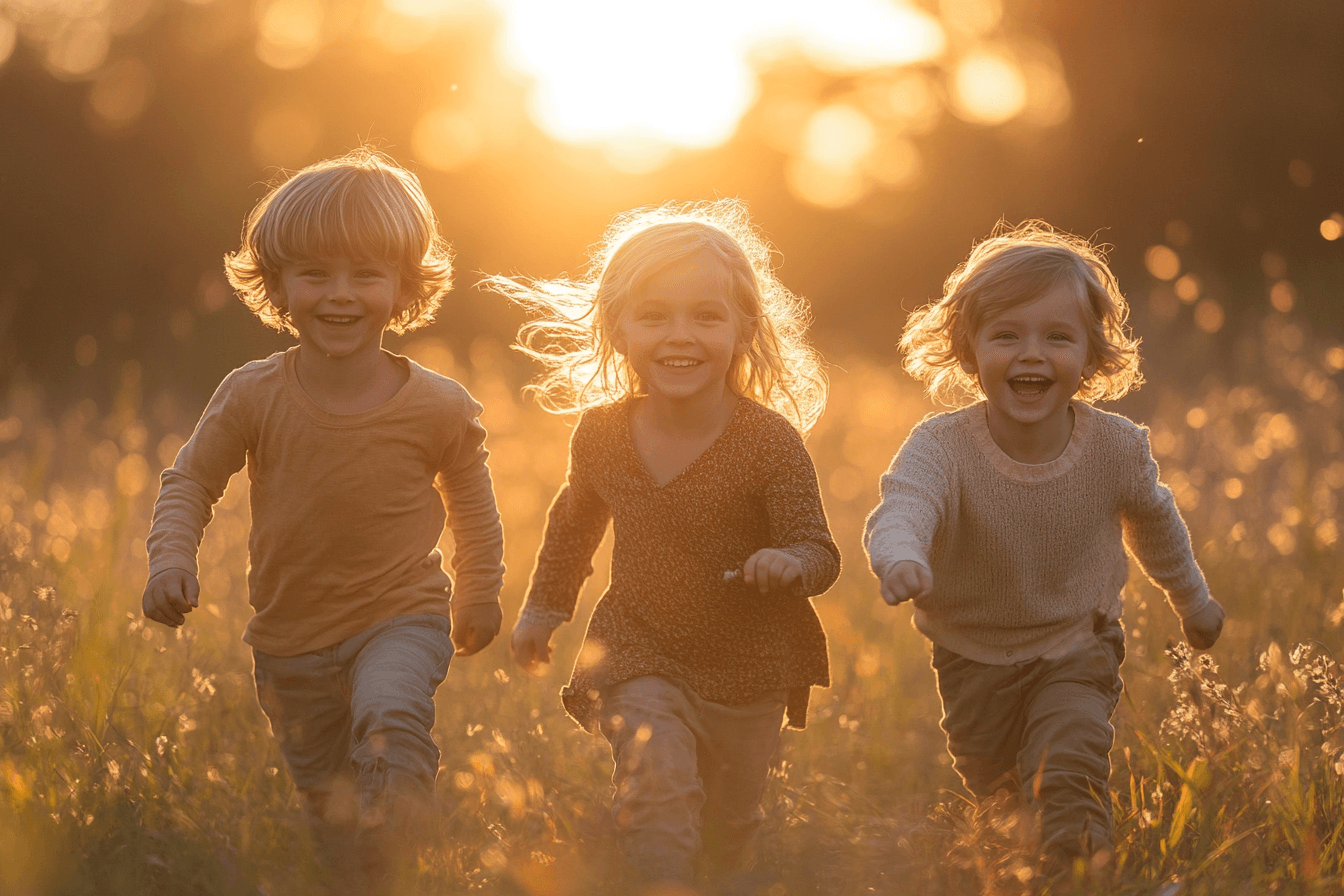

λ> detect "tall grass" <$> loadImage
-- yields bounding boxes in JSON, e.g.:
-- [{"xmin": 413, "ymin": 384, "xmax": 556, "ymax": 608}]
[{"xmin": 2, "ymin": 314, "xmax": 1343, "ymax": 894}]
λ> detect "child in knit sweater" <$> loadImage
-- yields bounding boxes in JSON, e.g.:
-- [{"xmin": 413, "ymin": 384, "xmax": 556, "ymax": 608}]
[
  {"xmin": 143, "ymin": 149, "xmax": 505, "ymax": 894},
  {"xmin": 863, "ymin": 221, "xmax": 1224, "ymax": 873},
  {"xmin": 488, "ymin": 200, "xmax": 839, "ymax": 890}
]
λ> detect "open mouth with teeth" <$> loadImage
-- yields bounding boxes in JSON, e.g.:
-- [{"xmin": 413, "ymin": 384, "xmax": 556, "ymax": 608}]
[
  {"xmin": 658, "ymin": 358, "xmax": 702, "ymax": 368},
  {"xmin": 1008, "ymin": 375, "xmax": 1052, "ymax": 396},
  {"xmin": 318, "ymin": 315, "xmax": 360, "ymax": 326}
]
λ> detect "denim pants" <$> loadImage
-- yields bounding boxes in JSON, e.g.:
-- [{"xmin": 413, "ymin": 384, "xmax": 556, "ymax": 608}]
[
  {"xmin": 252, "ymin": 613, "xmax": 454, "ymax": 890},
  {"xmin": 598, "ymin": 675, "xmax": 788, "ymax": 886},
  {"xmin": 932, "ymin": 619, "xmax": 1125, "ymax": 862}
]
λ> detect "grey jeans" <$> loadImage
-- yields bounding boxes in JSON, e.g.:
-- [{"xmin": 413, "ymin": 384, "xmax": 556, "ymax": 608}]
[
  {"xmin": 252, "ymin": 613, "xmax": 453, "ymax": 890},
  {"xmin": 932, "ymin": 619, "xmax": 1125, "ymax": 861},
  {"xmin": 598, "ymin": 675, "xmax": 788, "ymax": 886}
]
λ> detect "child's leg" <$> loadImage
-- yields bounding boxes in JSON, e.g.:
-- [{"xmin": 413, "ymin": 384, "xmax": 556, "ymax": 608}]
[
  {"xmin": 252, "ymin": 648, "xmax": 360, "ymax": 883},
  {"xmin": 932, "ymin": 646, "xmax": 1028, "ymax": 798},
  {"xmin": 694, "ymin": 689, "xmax": 787, "ymax": 875},
  {"xmin": 343, "ymin": 615, "xmax": 454, "ymax": 869},
  {"xmin": 1018, "ymin": 621, "xmax": 1125, "ymax": 866},
  {"xmin": 599, "ymin": 675, "xmax": 705, "ymax": 886}
]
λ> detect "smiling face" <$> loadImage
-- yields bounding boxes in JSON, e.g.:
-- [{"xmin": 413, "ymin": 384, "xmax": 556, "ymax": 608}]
[
  {"xmin": 612, "ymin": 249, "xmax": 752, "ymax": 410},
  {"xmin": 962, "ymin": 280, "xmax": 1098, "ymax": 457},
  {"xmin": 274, "ymin": 256, "xmax": 407, "ymax": 364}
]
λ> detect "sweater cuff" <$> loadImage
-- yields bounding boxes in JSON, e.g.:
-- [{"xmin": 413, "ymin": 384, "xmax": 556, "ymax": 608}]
[
  {"xmin": 519, "ymin": 605, "xmax": 571, "ymax": 628},
  {"xmin": 869, "ymin": 546, "xmax": 930, "ymax": 583},
  {"xmin": 1169, "ymin": 584, "xmax": 1213, "ymax": 620}
]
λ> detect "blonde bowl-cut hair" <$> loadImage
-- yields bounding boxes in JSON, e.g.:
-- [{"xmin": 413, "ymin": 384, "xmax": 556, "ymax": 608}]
[
  {"xmin": 223, "ymin": 147, "xmax": 453, "ymax": 336},
  {"xmin": 484, "ymin": 199, "xmax": 828, "ymax": 435},
  {"xmin": 901, "ymin": 220, "xmax": 1143, "ymax": 407}
]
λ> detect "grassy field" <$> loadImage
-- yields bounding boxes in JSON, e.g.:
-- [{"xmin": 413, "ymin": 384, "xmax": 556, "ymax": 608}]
[{"xmin": 3, "ymin": 314, "xmax": 1344, "ymax": 895}]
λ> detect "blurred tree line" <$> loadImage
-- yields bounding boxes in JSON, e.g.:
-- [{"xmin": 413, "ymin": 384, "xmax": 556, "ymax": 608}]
[{"xmin": 0, "ymin": 0, "xmax": 1342, "ymax": 413}]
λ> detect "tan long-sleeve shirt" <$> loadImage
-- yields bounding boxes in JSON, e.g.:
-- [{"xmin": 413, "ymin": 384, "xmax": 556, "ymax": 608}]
[
  {"xmin": 147, "ymin": 348, "xmax": 505, "ymax": 656},
  {"xmin": 864, "ymin": 400, "xmax": 1211, "ymax": 664}
]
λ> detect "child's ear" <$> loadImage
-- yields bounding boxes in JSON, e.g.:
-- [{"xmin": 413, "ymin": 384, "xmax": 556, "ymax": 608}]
[
  {"xmin": 959, "ymin": 356, "xmax": 978, "ymax": 376},
  {"xmin": 265, "ymin": 275, "xmax": 287, "ymax": 312},
  {"xmin": 609, "ymin": 324, "xmax": 628, "ymax": 356},
  {"xmin": 735, "ymin": 317, "xmax": 758, "ymax": 355}
]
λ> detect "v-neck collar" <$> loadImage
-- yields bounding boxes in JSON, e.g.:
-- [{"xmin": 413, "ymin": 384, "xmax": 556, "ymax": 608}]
[{"xmin": 622, "ymin": 397, "xmax": 747, "ymax": 489}]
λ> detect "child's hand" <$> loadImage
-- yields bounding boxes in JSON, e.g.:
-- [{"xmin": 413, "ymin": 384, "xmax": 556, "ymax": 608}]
[
  {"xmin": 451, "ymin": 603, "xmax": 503, "ymax": 657},
  {"xmin": 1181, "ymin": 599, "xmax": 1225, "ymax": 650},
  {"xmin": 142, "ymin": 568, "xmax": 199, "ymax": 628},
  {"xmin": 511, "ymin": 620, "xmax": 556, "ymax": 673},
  {"xmin": 879, "ymin": 560, "xmax": 933, "ymax": 606},
  {"xmin": 741, "ymin": 548, "xmax": 804, "ymax": 595}
]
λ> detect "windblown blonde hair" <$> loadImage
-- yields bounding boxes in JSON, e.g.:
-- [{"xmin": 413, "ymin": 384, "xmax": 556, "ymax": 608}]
[
  {"xmin": 484, "ymin": 200, "xmax": 827, "ymax": 435},
  {"xmin": 223, "ymin": 147, "xmax": 452, "ymax": 336},
  {"xmin": 901, "ymin": 220, "xmax": 1142, "ymax": 407}
]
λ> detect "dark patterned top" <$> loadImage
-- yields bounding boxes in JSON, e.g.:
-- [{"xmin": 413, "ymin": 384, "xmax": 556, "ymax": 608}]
[{"xmin": 520, "ymin": 398, "xmax": 840, "ymax": 731}]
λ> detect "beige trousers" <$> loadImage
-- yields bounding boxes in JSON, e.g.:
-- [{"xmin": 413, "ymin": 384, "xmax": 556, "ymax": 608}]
[{"xmin": 598, "ymin": 675, "xmax": 787, "ymax": 886}]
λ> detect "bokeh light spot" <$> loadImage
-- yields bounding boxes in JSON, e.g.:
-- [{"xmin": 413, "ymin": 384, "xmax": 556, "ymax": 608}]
[
  {"xmin": 1165, "ymin": 220, "xmax": 1192, "ymax": 247},
  {"xmin": 866, "ymin": 137, "xmax": 922, "ymax": 189},
  {"xmin": 1144, "ymin": 245, "xmax": 1180, "ymax": 281},
  {"xmin": 1325, "ymin": 346, "xmax": 1344, "ymax": 373},
  {"xmin": 1260, "ymin": 251, "xmax": 1287, "ymax": 279},
  {"xmin": 45, "ymin": 17, "xmax": 111, "ymax": 79},
  {"xmin": 255, "ymin": 0, "xmax": 324, "ymax": 70},
  {"xmin": 951, "ymin": 46, "xmax": 1027, "ymax": 125},
  {"xmin": 1269, "ymin": 280, "xmax": 1296, "ymax": 313},
  {"xmin": 88, "ymin": 57, "xmax": 154, "ymax": 129},
  {"xmin": 1193, "ymin": 298, "xmax": 1224, "ymax": 333},
  {"xmin": 1174, "ymin": 274, "xmax": 1200, "ymax": 303},
  {"xmin": 788, "ymin": 104, "xmax": 876, "ymax": 208},
  {"xmin": 1321, "ymin": 213, "xmax": 1344, "ymax": 241},
  {"xmin": 1288, "ymin": 158, "xmax": 1313, "ymax": 188}
]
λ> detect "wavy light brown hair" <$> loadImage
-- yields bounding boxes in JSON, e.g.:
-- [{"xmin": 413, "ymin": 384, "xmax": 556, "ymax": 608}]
[
  {"xmin": 484, "ymin": 199, "xmax": 828, "ymax": 435},
  {"xmin": 223, "ymin": 147, "xmax": 452, "ymax": 336},
  {"xmin": 901, "ymin": 220, "xmax": 1142, "ymax": 406}
]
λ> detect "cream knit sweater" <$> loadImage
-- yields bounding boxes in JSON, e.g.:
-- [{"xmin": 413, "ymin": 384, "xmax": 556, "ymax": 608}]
[{"xmin": 864, "ymin": 400, "xmax": 1211, "ymax": 664}]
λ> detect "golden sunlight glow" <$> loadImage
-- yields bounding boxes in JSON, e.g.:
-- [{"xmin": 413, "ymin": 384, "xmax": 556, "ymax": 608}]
[
  {"xmin": 251, "ymin": 106, "xmax": 322, "ymax": 168},
  {"xmin": 255, "ymin": 0, "xmax": 325, "ymax": 70},
  {"xmin": 950, "ymin": 45, "xmax": 1026, "ymax": 125},
  {"xmin": 494, "ymin": 0, "xmax": 944, "ymax": 162},
  {"xmin": 1321, "ymin": 213, "xmax": 1344, "ymax": 241},
  {"xmin": 412, "ymin": 107, "xmax": 485, "ymax": 171},
  {"xmin": 0, "ymin": 17, "xmax": 16, "ymax": 69}
]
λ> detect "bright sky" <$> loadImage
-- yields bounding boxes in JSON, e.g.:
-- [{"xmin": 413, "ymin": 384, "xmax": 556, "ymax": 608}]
[{"xmin": 494, "ymin": 0, "xmax": 946, "ymax": 152}]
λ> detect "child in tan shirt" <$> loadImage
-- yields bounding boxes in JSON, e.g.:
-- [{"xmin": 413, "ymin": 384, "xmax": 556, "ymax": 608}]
[
  {"xmin": 143, "ymin": 149, "xmax": 504, "ymax": 894},
  {"xmin": 864, "ymin": 221, "xmax": 1224, "ymax": 875}
]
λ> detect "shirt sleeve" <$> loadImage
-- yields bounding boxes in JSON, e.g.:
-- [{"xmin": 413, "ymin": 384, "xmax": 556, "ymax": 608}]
[
  {"xmin": 1120, "ymin": 428, "xmax": 1212, "ymax": 619},
  {"xmin": 762, "ymin": 422, "xmax": 841, "ymax": 598},
  {"xmin": 435, "ymin": 400, "xmax": 506, "ymax": 609},
  {"xmin": 863, "ymin": 423, "xmax": 953, "ymax": 582},
  {"xmin": 145, "ymin": 373, "xmax": 250, "ymax": 578},
  {"xmin": 519, "ymin": 417, "xmax": 612, "ymax": 628}
]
